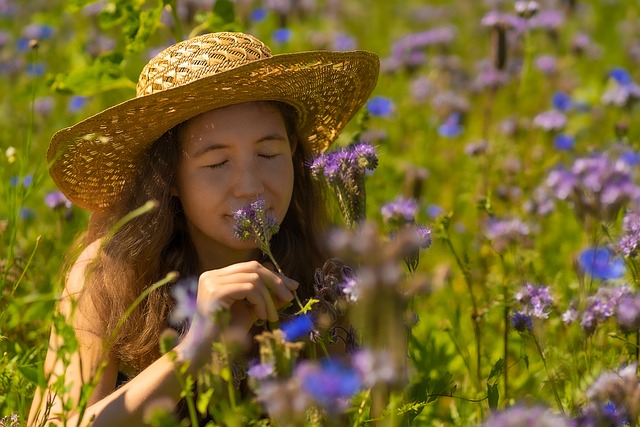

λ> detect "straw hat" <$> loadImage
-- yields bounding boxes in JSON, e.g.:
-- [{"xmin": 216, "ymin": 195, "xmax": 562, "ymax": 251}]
[{"xmin": 47, "ymin": 31, "xmax": 379, "ymax": 212}]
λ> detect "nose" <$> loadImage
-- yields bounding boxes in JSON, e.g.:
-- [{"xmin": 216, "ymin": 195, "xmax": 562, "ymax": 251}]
[{"xmin": 233, "ymin": 161, "xmax": 264, "ymax": 199}]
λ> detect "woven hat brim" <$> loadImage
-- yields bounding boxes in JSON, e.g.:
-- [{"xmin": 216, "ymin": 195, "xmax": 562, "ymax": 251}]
[{"xmin": 47, "ymin": 50, "xmax": 379, "ymax": 212}]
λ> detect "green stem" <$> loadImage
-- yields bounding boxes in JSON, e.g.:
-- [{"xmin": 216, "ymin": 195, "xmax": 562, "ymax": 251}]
[{"xmin": 532, "ymin": 332, "xmax": 564, "ymax": 413}]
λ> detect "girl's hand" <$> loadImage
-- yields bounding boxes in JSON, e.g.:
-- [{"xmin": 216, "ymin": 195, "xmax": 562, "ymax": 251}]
[{"xmin": 196, "ymin": 260, "xmax": 298, "ymax": 331}]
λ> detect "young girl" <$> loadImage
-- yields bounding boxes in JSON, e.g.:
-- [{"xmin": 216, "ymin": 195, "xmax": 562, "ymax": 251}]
[{"xmin": 28, "ymin": 32, "xmax": 379, "ymax": 426}]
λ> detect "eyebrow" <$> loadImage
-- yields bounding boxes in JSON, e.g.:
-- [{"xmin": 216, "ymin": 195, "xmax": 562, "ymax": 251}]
[{"xmin": 191, "ymin": 133, "xmax": 288, "ymax": 157}]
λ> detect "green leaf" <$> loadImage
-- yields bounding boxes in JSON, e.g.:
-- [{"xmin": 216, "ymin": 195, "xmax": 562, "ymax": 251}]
[
  {"xmin": 66, "ymin": 0, "xmax": 102, "ymax": 12},
  {"xmin": 487, "ymin": 382, "xmax": 499, "ymax": 409},
  {"xmin": 427, "ymin": 371, "xmax": 453, "ymax": 403},
  {"xmin": 296, "ymin": 298, "xmax": 318, "ymax": 315},
  {"xmin": 488, "ymin": 358, "xmax": 504, "ymax": 381},
  {"xmin": 197, "ymin": 388, "xmax": 215, "ymax": 415},
  {"xmin": 126, "ymin": 4, "xmax": 163, "ymax": 55},
  {"xmin": 212, "ymin": 0, "xmax": 236, "ymax": 25},
  {"xmin": 51, "ymin": 52, "xmax": 134, "ymax": 96}
]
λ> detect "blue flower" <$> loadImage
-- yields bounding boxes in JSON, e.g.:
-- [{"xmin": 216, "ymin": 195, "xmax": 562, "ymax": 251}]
[
  {"xmin": 272, "ymin": 28, "xmax": 292, "ymax": 44},
  {"xmin": 553, "ymin": 134, "xmax": 575, "ymax": 151},
  {"xmin": 621, "ymin": 150, "xmax": 640, "ymax": 166},
  {"xmin": 552, "ymin": 91, "xmax": 572, "ymax": 111},
  {"xmin": 426, "ymin": 204, "xmax": 444, "ymax": 218},
  {"xmin": 281, "ymin": 313, "xmax": 314, "ymax": 341},
  {"xmin": 438, "ymin": 113, "xmax": 463, "ymax": 138},
  {"xmin": 26, "ymin": 62, "xmax": 45, "ymax": 76},
  {"xmin": 68, "ymin": 96, "xmax": 87, "ymax": 113},
  {"xmin": 366, "ymin": 96, "xmax": 394, "ymax": 117},
  {"xmin": 296, "ymin": 360, "xmax": 362, "ymax": 411},
  {"xmin": 511, "ymin": 311, "xmax": 533, "ymax": 332},
  {"xmin": 578, "ymin": 247, "xmax": 625, "ymax": 280},
  {"xmin": 610, "ymin": 67, "xmax": 633, "ymax": 86},
  {"xmin": 250, "ymin": 8, "xmax": 267, "ymax": 22}
]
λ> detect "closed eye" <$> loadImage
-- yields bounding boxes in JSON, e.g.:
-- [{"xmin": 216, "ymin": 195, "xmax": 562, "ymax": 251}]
[
  {"xmin": 206, "ymin": 160, "xmax": 228, "ymax": 169},
  {"xmin": 259, "ymin": 154, "xmax": 279, "ymax": 160}
]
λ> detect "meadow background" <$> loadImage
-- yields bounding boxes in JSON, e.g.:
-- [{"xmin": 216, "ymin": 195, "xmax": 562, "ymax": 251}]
[{"xmin": 3, "ymin": 0, "xmax": 640, "ymax": 425}]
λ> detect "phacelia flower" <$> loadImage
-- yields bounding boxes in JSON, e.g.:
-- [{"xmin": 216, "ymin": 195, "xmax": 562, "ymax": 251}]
[
  {"xmin": 310, "ymin": 143, "xmax": 378, "ymax": 227},
  {"xmin": 579, "ymin": 285, "xmax": 632, "ymax": 334},
  {"xmin": 533, "ymin": 109, "xmax": 567, "ymax": 131},
  {"xmin": 515, "ymin": 283, "xmax": 554, "ymax": 319},
  {"xmin": 615, "ymin": 293, "xmax": 640, "ymax": 331},
  {"xmin": 511, "ymin": 311, "xmax": 533, "ymax": 333},
  {"xmin": 544, "ymin": 152, "xmax": 640, "ymax": 225},
  {"xmin": 602, "ymin": 67, "xmax": 640, "ymax": 107},
  {"xmin": 484, "ymin": 217, "xmax": 533, "ymax": 252},
  {"xmin": 381, "ymin": 197, "xmax": 419, "ymax": 228},
  {"xmin": 618, "ymin": 210, "xmax": 640, "ymax": 257},
  {"xmin": 352, "ymin": 349, "xmax": 399, "ymax": 387},
  {"xmin": 169, "ymin": 277, "xmax": 198, "ymax": 327},
  {"xmin": 480, "ymin": 404, "xmax": 570, "ymax": 427},
  {"xmin": 233, "ymin": 197, "xmax": 280, "ymax": 260},
  {"xmin": 44, "ymin": 191, "xmax": 72, "ymax": 211},
  {"xmin": 578, "ymin": 247, "xmax": 625, "ymax": 281}
]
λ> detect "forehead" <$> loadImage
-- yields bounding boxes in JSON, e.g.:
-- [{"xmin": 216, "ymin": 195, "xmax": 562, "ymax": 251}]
[{"xmin": 178, "ymin": 102, "xmax": 286, "ymax": 149}]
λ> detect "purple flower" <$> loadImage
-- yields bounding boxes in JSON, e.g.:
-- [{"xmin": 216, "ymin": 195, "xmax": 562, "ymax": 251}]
[
  {"xmin": 578, "ymin": 247, "xmax": 625, "ymax": 280},
  {"xmin": 426, "ymin": 204, "xmax": 444, "ymax": 218},
  {"xmin": 544, "ymin": 153, "xmax": 640, "ymax": 224},
  {"xmin": 309, "ymin": 143, "xmax": 378, "ymax": 226},
  {"xmin": 296, "ymin": 360, "xmax": 362, "ymax": 412},
  {"xmin": 352, "ymin": 349, "xmax": 398, "ymax": 387},
  {"xmin": 580, "ymin": 285, "xmax": 632, "ymax": 334},
  {"xmin": 68, "ymin": 96, "xmax": 87, "ymax": 113},
  {"xmin": 250, "ymin": 8, "xmax": 267, "ymax": 22},
  {"xmin": 169, "ymin": 277, "xmax": 198, "ymax": 326},
  {"xmin": 533, "ymin": 110, "xmax": 567, "ymax": 131},
  {"xmin": 281, "ymin": 313, "xmax": 314, "ymax": 341},
  {"xmin": 616, "ymin": 293, "xmax": 640, "ymax": 330},
  {"xmin": 44, "ymin": 191, "xmax": 72, "ymax": 210},
  {"xmin": 21, "ymin": 23, "xmax": 54, "ymax": 40},
  {"xmin": 247, "ymin": 362, "xmax": 275, "ymax": 381},
  {"xmin": 438, "ymin": 112, "xmax": 463, "ymax": 138},
  {"xmin": 480, "ymin": 404, "xmax": 570, "ymax": 426},
  {"xmin": 381, "ymin": 197, "xmax": 419, "ymax": 227},
  {"xmin": 333, "ymin": 33, "xmax": 357, "ymax": 51},
  {"xmin": 511, "ymin": 311, "xmax": 533, "ymax": 332},
  {"xmin": 515, "ymin": 283, "xmax": 554, "ymax": 319},
  {"xmin": 366, "ymin": 96, "xmax": 394, "ymax": 117},
  {"xmin": 233, "ymin": 197, "xmax": 280, "ymax": 256},
  {"xmin": 618, "ymin": 210, "xmax": 640, "ymax": 257},
  {"xmin": 484, "ymin": 217, "xmax": 532, "ymax": 251},
  {"xmin": 535, "ymin": 55, "xmax": 557, "ymax": 75}
]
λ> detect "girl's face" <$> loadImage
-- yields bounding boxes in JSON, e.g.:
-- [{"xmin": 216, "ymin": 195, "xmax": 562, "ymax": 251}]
[{"xmin": 175, "ymin": 102, "xmax": 295, "ymax": 270}]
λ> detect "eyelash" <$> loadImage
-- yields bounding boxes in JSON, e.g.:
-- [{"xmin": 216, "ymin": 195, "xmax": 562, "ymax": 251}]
[{"xmin": 206, "ymin": 155, "xmax": 278, "ymax": 169}]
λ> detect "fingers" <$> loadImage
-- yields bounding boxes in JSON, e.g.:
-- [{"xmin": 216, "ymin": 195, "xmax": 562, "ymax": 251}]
[{"xmin": 198, "ymin": 261, "xmax": 299, "ymax": 324}]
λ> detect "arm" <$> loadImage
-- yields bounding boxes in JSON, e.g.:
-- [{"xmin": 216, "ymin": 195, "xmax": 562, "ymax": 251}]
[{"xmin": 28, "ymin": 246, "xmax": 297, "ymax": 427}]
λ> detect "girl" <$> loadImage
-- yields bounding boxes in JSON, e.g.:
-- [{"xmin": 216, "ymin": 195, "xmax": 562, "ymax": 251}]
[{"xmin": 28, "ymin": 31, "xmax": 378, "ymax": 426}]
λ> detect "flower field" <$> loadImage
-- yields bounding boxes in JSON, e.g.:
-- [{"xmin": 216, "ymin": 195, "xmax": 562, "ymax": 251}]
[{"xmin": 3, "ymin": 0, "xmax": 640, "ymax": 425}]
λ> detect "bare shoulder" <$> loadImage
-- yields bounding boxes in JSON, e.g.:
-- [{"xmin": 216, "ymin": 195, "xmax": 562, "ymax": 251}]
[{"xmin": 58, "ymin": 238, "xmax": 104, "ymax": 327}]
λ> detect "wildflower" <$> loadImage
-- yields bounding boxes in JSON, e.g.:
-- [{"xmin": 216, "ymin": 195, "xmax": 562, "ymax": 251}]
[
  {"xmin": 529, "ymin": 10, "xmax": 565, "ymax": 32},
  {"xmin": 535, "ymin": 55, "xmax": 557, "ymax": 75},
  {"xmin": 169, "ymin": 277, "xmax": 198, "ymax": 327},
  {"xmin": 332, "ymin": 33, "xmax": 357, "ymax": 51},
  {"xmin": 511, "ymin": 311, "xmax": 533, "ymax": 333},
  {"xmin": 34, "ymin": 97, "xmax": 54, "ymax": 116},
  {"xmin": 310, "ymin": 142, "xmax": 378, "ymax": 227},
  {"xmin": 44, "ymin": 191, "xmax": 72, "ymax": 210},
  {"xmin": 68, "ymin": 96, "xmax": 87, "ymax": 113},
  {"xmin": 580, "ymin": 285, "xmax": 632, "ymax": 334},
  {"xmin": 366, "ymin": 96, "xmax": 394, "ymax": 117},
  {"xmin": 255, "ymin": 378, "xmax": 311, "ymax": 424},
  {"xmin": 553, "ymin": 134, "xmax": 575, "ymax": 151},
  {"xmin": 515, "ymin": 283, "xmax": 554, "ymax": 319},
  {"xmin": 281, "ymin": 313, "xmax": 314, "ymax": 341},
  {"xmin": 250, "ymin": 7, "xmax": 267, "ymax": 22},
  {"xmin": 578, "ymin": 247, "xmax": 625, "ymax": 280},
  {"xmin": 381, "ymin": 197, "xmax": 419, "ymax": 228},
  {"xmin": 578, "ymin": 363, "xmax": 640, "ymax": 425},
  {"xmin": 296, "ymin": 360, "xmax": 362, "ymax": 413},
  {"xmin": 480, "ymin": 404, "xmax": 571, "ymax": 426},
  {"xmin": 533, "ymin": 110, "xmax": 566, "ymax": 131},
  {"xmin": 562, "ymin": 306, "xmax": 578, "ymax": 325},
  {"xmin": 438, "ymin": 112, "xmax": 463, "ymax": 137},
  {"xmin": 544, "ymin": 153, "xmax": 640, "ymax": 225},
  {"xmin": 233, "ymin": 197, "xmax": 281, "ymax": 265},
  {"xmin": 352, "ymin": 349, "xmax": 399, "ymax": 387},
  {"xmin": 21, "ymin": 23, "xmax": 55, "ymax": 40},
  {"xmin": 483, "ymin": 217, "xmax": 532, "ymax": 252},
  {"xmin": 618, "ymin": 210, "xmax": 640, "ymax": 257},
  {"xmin": 616, "ymin": 293, "xmax": 640, "ymax": 331},
  {"xmin": 602, "ymin": 67, "xmax": 640, "ymax": 107},
  {"xmin": 552, "ymin": 91, "xmax": 572, "ymax": 112},
  {"xmin": 272, "ymin": 28, "xmax": 292, "ymax": 44},
  {"xmin": 514, "ymin": 1, "xmax": 539, "ymax": 18},
  {"xmin": 247, "ymin": 362, "xmax": 275, "ymax": 381},
  {"xmin": 5, "ymin": 146, "xmax": 16, "ymax": 164},
  {"xmin": 426, "ymin": 204, "xmax": 444, "ymax": 218}
]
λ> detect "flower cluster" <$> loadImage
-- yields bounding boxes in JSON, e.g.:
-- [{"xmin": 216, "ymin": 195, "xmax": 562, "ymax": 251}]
[
  {"xmin": 543, "ymin": 152, "xmax": 640, "ymax": 225},
  {"xmin": 484, "ymin": 216, "xmax": 533, "ymax": 252},
  {"xmin": 618, "ymin": 210, "xmax": 640, "ymax": 257},
  {"xmin": 310, "ymin": 142, "xmax": 378, "ymax": 227},
  {"xmin": 563, "ymin": 285, "xmax": 632, "ymax": 335},
  {"xmin": 511, "ymin": 283, "xmax": 554, "ymax": 333}
]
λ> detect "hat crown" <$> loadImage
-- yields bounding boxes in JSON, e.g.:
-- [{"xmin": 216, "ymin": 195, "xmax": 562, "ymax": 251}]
[{"xmin": 136, "ymin": 32, "xmax": 273, "ymax": 97}]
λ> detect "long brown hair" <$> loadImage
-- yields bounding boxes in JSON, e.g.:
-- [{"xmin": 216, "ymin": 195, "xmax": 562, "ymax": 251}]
[{"xmin": 81, "ymin": 102, "xmax": 329, "ymax": 373}]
